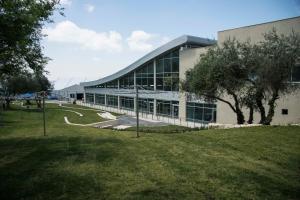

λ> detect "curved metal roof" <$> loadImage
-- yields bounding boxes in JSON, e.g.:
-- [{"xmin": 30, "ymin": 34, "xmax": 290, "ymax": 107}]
[{"xmin": 80, "ymin": 35, "xmax": 216, "ymax": 87}]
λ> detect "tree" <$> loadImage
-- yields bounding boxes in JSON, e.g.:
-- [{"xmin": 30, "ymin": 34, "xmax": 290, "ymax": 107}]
[
  {"xmin": 252, "ymin": 30, "xmax": 300, "ymax": 125},
  {"xmin": 183, "ymin": 29, "xmax": 300, "ymax": 125},
  {"xmin": 183, "ymin": 39, "xmax": 249, "ymax": 124},
  {"xmin": 1, "ymin": 72, "xmax": 53, "ymax": 108},
  {"xmin": 0, "ymin": 0, "xmax": 62, "ymax": 109},
  {"xmin": 0, "ymin": 0, "xmax": 62, "ymax": 78}
]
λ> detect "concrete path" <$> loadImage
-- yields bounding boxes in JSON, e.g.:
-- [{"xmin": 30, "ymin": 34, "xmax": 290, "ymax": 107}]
[
  {"xmin": 97, "ymin": 112, "xmax": 117, "ymax": 120},
  {"xmin": 64, "ymin": 116, "xmax": 116, "ymax": 127},
  {"xmin": 62, "ymin": 109, "xmax": 83, "ymax": 117}
]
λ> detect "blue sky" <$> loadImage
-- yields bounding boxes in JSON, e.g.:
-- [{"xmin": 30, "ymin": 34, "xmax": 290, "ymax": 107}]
[{"xmin": 43, "ymin": 0, "xmax": 300, "ymax": 89}]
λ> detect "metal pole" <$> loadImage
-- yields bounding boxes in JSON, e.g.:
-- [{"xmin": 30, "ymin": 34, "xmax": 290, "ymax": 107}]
[
  {"xmin": 135, "ymin": 86, "xmax": 139, "ymax": 138},
  {"xmin": 42, "ymin": 92, "xmax": 46, "ymax": 136}
]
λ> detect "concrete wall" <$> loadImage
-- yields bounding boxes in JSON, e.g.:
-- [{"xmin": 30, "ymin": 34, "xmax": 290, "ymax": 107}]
[
  {"xmin": 178, "ymin": 47, "xmax": 210, "ymax": 121},
  {"xmin": 216, "ymin": 17, "xmax": 300, "ymax": 125},
  {"xmin": 218, "ymin": 16, "xmax": 300, "ymax": 44}
]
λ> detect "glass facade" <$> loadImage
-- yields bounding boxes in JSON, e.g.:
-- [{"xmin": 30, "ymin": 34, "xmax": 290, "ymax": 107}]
[
  {"xmin": 138, "ymin": 98, "xmax": 154, "ymax": 114},
  {"xmin": 120, "ymin": 96, "xmax": 134, "ymax": 110},
  {"xmin": 85, "ymin": 93, "xmax": 94, "ymax": 103},
  {"xmin": 120, "ymin": 72, "xmax": 134, "ymax": 89},
  {"xmin": 96, "ymin": 84, "xmax": 105, "ymax": 88},
  {"xmin": 156, "ymin": 100, "xmax": 179, "ymax": 118},
  {"xmin": 136, "ymin": 62, "xmax": 154, "ymax": 90},
  {"xmin": 106, "ymin": 80, "xmax": 118, "ymax": 88},
  {"xmin": 186, "ymin": 102, "xmax": 216, "ymax": 123},
  {"xmin": 95, "ymin": 94, "xmax": 105, "ymax": 105},
  {"xmin": 156, "ymin": 49, "xmax": 179, "ymax": 91},
  {"xmin": 106, "ymin": 95, "xmax": 118, "ymax": 107}
]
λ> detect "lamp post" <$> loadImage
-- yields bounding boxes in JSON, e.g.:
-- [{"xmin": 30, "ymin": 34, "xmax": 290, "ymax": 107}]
[
  {"xmin": 135, "ymin": 85, "xmax": 139, "ymax": 138},
  {"xmin": 42, "ymin": 91, "xmax": 46, "ymax": 136}
]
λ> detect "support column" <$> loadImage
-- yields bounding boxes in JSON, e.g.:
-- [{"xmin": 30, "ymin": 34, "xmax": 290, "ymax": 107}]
[
  {"xmin": 118, "ymin": 96, "xmax": 120, "ymax": 110},
  {"xmin": 83, "ymin": 92, "xmax": 86, "ymax": 103},
  {"xmin": 134, "ymin": 71, "xmax": 137, "ymax": 112},
  {"xmin": 153, "ymin": 99, "xmax": 157, "ymax": 116},
  {"xmin": 178, "ymin": 92, "xmax": 187, "ymax": 122},
  {"xmin": 93, "ymin": 93, "xmax": 96, "ymax": 104}
]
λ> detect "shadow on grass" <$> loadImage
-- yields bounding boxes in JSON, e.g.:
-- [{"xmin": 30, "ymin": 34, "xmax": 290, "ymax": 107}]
[{"xmin": 0, "ymin": 136, "xmax": 123, "ymax": 200}]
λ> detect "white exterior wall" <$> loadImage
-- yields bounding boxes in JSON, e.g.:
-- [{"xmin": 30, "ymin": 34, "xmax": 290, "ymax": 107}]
[{"xmin": 178, "ymin": 47, "xmax": 211, "ymax": 121}]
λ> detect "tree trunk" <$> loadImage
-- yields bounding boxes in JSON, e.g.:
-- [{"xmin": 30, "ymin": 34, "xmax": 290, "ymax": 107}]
[
  {"xmin": 231, "ymin": 93, "xmax": 245, "ymax": 124},
  {"xmin": 235, "ymin": 107, "xmax": 245, "ymax": 124},
  {"xmin": 26, "ymin": 99, "xmax": 31, "ymax": 105},
  {"xmin": 248, "ymin": 105, "xmax": 254, "ymax": 124},
  {"xmin": 264, "ymin": 91, "xmax": 279, "ymax": 125},
  {"xmin": 36, "ymin": 98, "xmax": 42, "ymax": 108},
  {"xmin": 255, "ymin": 92, "xmax": 266, "ymax": 124},
  {"xmin": 5, "ymin": 98, "xmax": 11, "ymax": 109}
]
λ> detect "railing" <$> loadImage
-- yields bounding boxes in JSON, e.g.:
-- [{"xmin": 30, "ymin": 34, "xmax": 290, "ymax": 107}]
[{"xmin": 76, "ymin": 100, "xmax": 208, "ymax": 128}]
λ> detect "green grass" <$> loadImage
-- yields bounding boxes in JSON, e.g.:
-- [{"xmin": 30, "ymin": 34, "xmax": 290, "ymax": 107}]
[
  {"xmin": 0, "ymin": 104, "xmax": 299, "ymax": 200},
  {"xmin": 124, "ymin": 125, "xmax": 206, "ymax": 133}
]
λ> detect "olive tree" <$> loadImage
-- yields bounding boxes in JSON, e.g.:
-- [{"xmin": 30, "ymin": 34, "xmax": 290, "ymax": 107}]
[{"xmin": 183, "ymin": 39, "xmax": 249, "ymax": 124}]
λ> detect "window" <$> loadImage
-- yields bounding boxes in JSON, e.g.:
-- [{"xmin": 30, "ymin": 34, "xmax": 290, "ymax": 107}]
[
  {"xmin": 106, "ymin": 95, "xmax": 118, "ymax": 107},
  {"xmin": 186, "ymin": 102, "xmax": 217, "ymax": 123},
  {"xmin": 85, "ymin": 93, "xmax": 94, "ymax": 103},
  {"xmin": 119, "ymin": 72, "xmax": 134, "ymax": 89},
  {"xmin": 95, "ymin": 94, "xmax": 105, "ymax": 105},
  {"xmin": 156, "ymin": 49, "xmax": 179, "ymax": 91},
  {"xmin": 106, "ymin": 80, "xmax": 118, "ymax": 88},
  {"xmin": 282, "ymin": 109, "xmax": 288, "ymax": 115},
  {"xmin": 120, "ymin": 96, "xmax": 134, "ymax": 110},
  {"xmin": 136, "ymin": 62, "xmax": 154, "ymax": 90},
  {"xmin": 70, "ymin": 93, "xmax": 75, "ymax": 98},
  {"xmin": 291, "ymin": 64, "xmax": 300, "ymax": 82},
  {"xmin": 138, "ymin": 98, "xmax": 154, "ymax": 114},
  {"xmin": 96, "ymin": 84, "xmax": 105, "ymax": 88},
  {"xmin": 156, "ymin": 100, "xmax": 179, "ymax": 118}
]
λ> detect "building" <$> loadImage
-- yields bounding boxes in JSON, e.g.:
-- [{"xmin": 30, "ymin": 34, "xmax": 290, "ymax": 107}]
[
  {"xmin": 53, "ymin": 84, "xmax": 84, "ymax": 101},
  {"xmin": 80, "ymin": 16, "xmax": 300, "ymax": 126}
]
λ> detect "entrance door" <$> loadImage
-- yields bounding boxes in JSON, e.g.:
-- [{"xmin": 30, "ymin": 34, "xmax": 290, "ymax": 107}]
[{"xmin": 172, "ymin": 105, "xmax": 179, "ymax": 118}]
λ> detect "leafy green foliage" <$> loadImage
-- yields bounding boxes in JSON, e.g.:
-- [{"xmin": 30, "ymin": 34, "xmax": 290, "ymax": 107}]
[
  {"xmin": 183, "ymin": 39, "xmax": 248, "ymax": 124},
  {"xmin": 0, "ymin": 0, "xmax": 61, "ymax": 77},
  {"xmin": 3, "ymin": 72, "xmax": 52, "ymax": 95},
  {"xmin": 183, "ymin": 29, "xmax": 300, "ymax": 125}
]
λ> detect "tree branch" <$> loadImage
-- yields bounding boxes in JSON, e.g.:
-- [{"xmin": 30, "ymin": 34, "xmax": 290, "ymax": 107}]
[{"xmin": 203, "ymin": 94, "xmax": 237, "ymax": 113}]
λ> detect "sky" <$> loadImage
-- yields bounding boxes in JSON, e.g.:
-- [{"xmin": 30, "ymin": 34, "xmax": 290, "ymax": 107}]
[{"xmin": 42, "ymin": 0, "xmax": 300, "ymax": 90}]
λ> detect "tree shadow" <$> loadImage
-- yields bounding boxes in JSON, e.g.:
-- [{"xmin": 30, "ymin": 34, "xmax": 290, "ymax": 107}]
[{"xmin": 0, "ymin": 136, "xmax": 123, "ymax": 200}]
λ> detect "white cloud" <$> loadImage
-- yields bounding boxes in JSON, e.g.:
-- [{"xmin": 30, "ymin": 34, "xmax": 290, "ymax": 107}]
[
  {"xmin": 60, "ymin": 0, "xmax": 72, "ymax": 6},
  {"xmin": 127, "ymin": 30, "xmax": 156, "ymax": 52},
  {"xmin": 43, "ymin": 20, "xmax": 123, "ymax": 52},
  {"xmin": 85, "ymin": 4, "xmax": 95, "ymax": 13},
  {"xmin": 92, "ymin": 56, "xmax": 101, "ymax": 62}
]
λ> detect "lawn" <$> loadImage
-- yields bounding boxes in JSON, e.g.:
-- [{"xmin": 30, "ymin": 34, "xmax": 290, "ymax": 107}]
[{"xmin": 0, "ymin": 103, "xmax": 299, "ymax": 200}]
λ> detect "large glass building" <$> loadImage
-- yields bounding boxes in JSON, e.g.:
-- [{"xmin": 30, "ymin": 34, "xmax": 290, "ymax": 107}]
[
  {"xmin": 80, "ymin": 17, "xmax": 300, "ymax": 126},
  {"xmin": 81, "ymin": 35, "xmax": 217, "ymax": 125}
]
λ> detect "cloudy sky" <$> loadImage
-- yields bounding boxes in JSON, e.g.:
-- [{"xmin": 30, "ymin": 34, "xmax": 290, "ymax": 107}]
[{"xmin": 42, "ymin": 0, "xmax": 300, "ymax": 89}]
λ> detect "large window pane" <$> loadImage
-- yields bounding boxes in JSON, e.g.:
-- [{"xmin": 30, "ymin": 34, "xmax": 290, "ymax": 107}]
[
  {"xmin": 95, "ymin": 94, "xmax": 105, "ymax": 105},
  {"xmin": 120, "ymin": 96, "xmax": 134, "ymax": 110},
  {"xmin": 186, "ymin": 102, "xmax": 216, "ymax": 123},
  {"xmin": 292, "ymin": 64, "xmax": 300, "ymax": 82},
  {"xmin": 156, "ymin": 100, "xmax": 178, "ymax": 118},
  {"xmin": 85, "ymin": 93, "xmax": 94, "ymax": 103},
  {"xmin": 156, "ymin": 49, "xmax": 180, "ymax": 91},
  {"xmin": 106, "ymin": 95, "xmax": 118, "ymax": 107}
]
